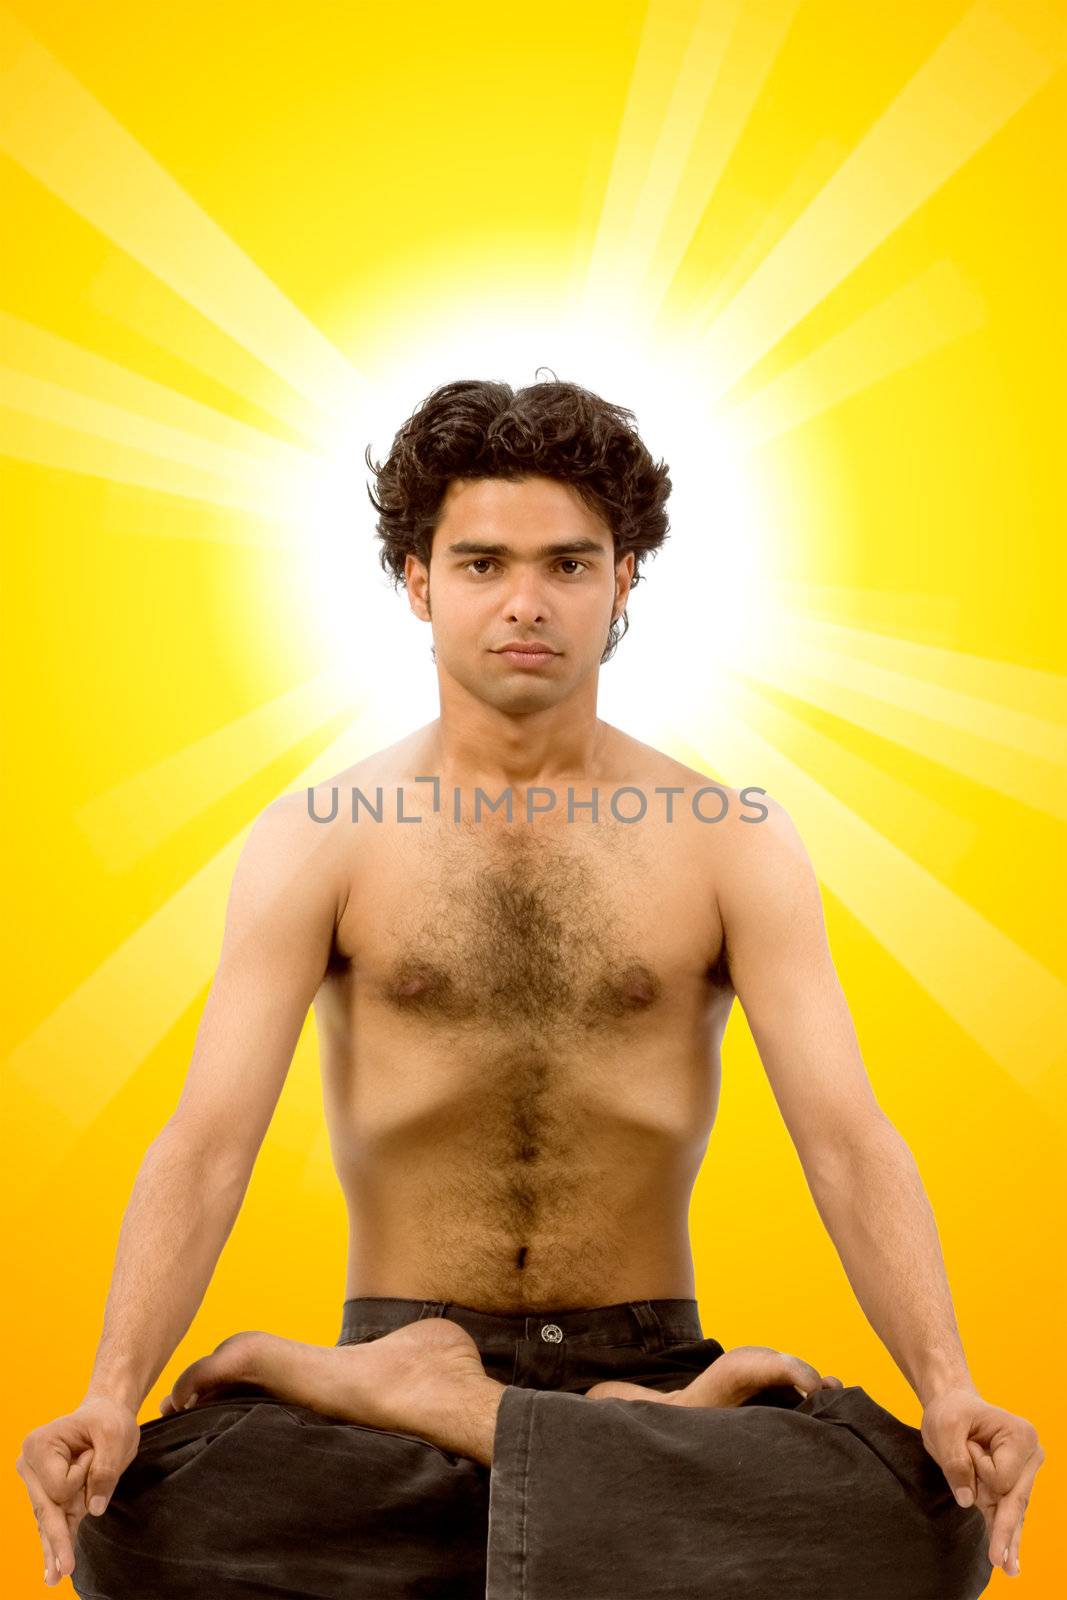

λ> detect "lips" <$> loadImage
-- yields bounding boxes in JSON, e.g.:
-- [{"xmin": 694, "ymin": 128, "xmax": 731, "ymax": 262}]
[{"xmin": 493, "ymin": 643, "xmax": 560, "ymax": 670}]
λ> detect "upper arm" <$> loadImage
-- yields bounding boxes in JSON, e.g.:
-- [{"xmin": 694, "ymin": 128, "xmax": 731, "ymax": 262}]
[
  {"xmin": 716, "ymin": 796, "xmax": 888, "ymax": 1178},
  {"xmin": 165, "ymin": 791, "xmax": 343, "ymax": 1178}
]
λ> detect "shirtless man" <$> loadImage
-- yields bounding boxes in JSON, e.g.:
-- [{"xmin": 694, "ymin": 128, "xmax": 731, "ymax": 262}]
[{"xmin": 19, "ymin": 378, "xmax": 1041, "ymax": 1597}]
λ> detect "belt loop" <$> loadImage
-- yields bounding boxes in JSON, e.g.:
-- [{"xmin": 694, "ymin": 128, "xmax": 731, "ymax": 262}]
[{"xmin": 629, "ymin": 1300, "xmax": 666, "ymax": 1352}]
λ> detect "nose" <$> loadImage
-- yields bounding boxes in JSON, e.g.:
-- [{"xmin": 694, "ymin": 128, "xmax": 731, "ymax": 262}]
[{"xmin": 502, "ymin": 569, "xmax": 550, "ymax": 625}]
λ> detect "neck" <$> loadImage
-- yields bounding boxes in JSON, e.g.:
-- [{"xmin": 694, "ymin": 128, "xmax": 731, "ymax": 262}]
[{"xmin": 416, "ymin": 708, "xmax": 613, "ymax": 792}]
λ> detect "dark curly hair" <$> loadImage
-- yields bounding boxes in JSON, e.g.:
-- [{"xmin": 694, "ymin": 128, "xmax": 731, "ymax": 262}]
[{"xmin": 364, "ymin": 372, "xmax": 672, "ymax": 662}]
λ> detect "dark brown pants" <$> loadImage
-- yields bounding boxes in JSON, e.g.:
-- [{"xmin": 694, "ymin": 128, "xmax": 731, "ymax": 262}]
[{"xmin": 72, "ymin": 1296, "xmax": 991, "ymax": 1599}]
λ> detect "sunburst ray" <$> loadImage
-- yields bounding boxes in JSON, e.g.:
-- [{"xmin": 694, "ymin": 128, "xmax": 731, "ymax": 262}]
[
  {"xmin": 4, "ymin": 713, "xmax": 386, "ymax": 1196},
  {"xmin": 582, "ymin": 0, "xmax": 801, "ymax": 329},
  {"xmin": 697, "ymin": 0, "xmax": 1064, "ymax": 400},
  {"xmin": 665, "ymin": 696, "xmax": 1067, "ymax": 1085},
  {"xmin": 723, "ymin": 261, "xmax": 987, "ymax": 448},
  {"xmin": 734, "ymin": 614, "xmax": 1067, "ymax": 821},
  {"xmin": 0, "ymin": 6, "xmax": 371, "ymax": 435},
  {"xmin": 75, "ymin": 666, "xmax": 359, "ymax": 870}
]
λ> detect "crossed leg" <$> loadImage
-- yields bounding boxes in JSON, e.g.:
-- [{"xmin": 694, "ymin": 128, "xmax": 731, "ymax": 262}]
[
  {"xmin": 155, "ymin": 1323, "xmax": 990, "ymax": 1600},
  {"xmin": 159, "ymin": 1323, "xmax": 845, "ymax": 1462},
  {"xmin": 160, "ymin": 1319, "xmax": 507, "ymax": 1464},
  {"xmin": 67, "ymin": 1321, "xmax": 991, "ymax": 1600},
  {"xmin": 72, "ymin": 1322, "xmax": 502, "ymax": 1600}
]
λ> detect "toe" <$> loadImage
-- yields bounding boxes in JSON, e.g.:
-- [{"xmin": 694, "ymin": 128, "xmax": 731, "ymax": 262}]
[{"xmin": 170, "ymin": 1332, "xmax": 264, "ymax": 1408}]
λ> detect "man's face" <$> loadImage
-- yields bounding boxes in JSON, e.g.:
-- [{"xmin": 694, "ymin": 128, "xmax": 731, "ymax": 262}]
[{"xmin": 405, "ymin": 475, "xmax": 634, "ymax": 713}]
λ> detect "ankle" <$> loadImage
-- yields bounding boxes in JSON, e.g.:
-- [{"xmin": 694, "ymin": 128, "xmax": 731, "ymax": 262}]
[{"xmin": 432, "ymin": 1376, "xmax": 506, "ymax": 1467}]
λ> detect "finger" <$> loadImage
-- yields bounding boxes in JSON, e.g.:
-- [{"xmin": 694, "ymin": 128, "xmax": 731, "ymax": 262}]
[
  {"xmin": 984, "ymin": 1418, "xmax": 1041, "ymax": 1498},
  {"xmin": 29, "ymin": 1491, "xmax": 58, "ymax": 1583},
  {"xmin": 22, "ymin": 1429, "xmax": 78, "ymax": 1505},
  {"xmin": 63, "ymin": 1499, "xmax": 87, "ymax": 1579},
  {"xmin": 964, "ymin": 1441, "xmax": 996, "ymax": 1541},
  {"xmin": 989, "ymin": 1500, "xmax": 1018, "ymax": 1572},
  {"xmin": 985, "ymin": 1433, "xmax": 1036, "ymax": 1568},
  {"xmin": 41, "ymin": 1530, "xmax": 58, "ymax": 1587},
  {"xmin": 65, "ymin": 1450, "xmax": 92, "ymax": 1534},
  {"xmin": 18, "ymin": 1452, "xmax": 58, "ymax": 1547},
  {"xmin": 989, "ymin": 1446, "xmax": 1043, "ymax": 1578},
  {"xmin": 968, "ymin": 1435, "xmax": 1000, "ymax": 1502},
  {"xmin": 18, "ymin": 1456, "xmax": 71, "ymax": 1585}
]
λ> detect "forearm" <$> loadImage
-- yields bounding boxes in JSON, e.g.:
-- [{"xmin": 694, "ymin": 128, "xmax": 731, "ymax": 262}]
[
  {"xmin": 84, "ymin": 1122, "xmax": 249, "ymax": 1414},
  {"xmin": 807, "ymin": 1119, "xmax": 976, "ymax": 1406}
]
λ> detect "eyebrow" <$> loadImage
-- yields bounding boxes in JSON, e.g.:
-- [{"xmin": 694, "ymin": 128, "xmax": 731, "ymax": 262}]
[{"xmin": 444, "ymin": 538, "xmax": 608, "ymax": 558}]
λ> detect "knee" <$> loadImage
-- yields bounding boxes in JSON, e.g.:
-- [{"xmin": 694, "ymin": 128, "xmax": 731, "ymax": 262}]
[
  {"xmin": 71, "ymin": 1414, "xmax": 225, "ymax": 1593},
  {"xmin": 76, "ymin": 1396, "xmax": 491, "ymax": 1593},
  {"xmin": 802, "ymin": 1385, "xmax": 993, "ymax": 1597}
]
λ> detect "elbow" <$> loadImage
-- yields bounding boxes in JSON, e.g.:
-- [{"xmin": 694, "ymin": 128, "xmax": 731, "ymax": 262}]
[
  {"xmin": 805, "ymin": 1109, "xmax": 907, "ymax": 1187},
  {"xmin": 151, "ymin": 1117, "xmax": 254, "ymax": 1198}
]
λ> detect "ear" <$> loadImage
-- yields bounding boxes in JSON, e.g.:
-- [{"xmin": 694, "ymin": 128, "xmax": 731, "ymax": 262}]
[
  {"xmin": 405, "ymin": 553, "xmax": 431, "ymax": 622},
  {"xmin": 614, "ymin": 551, "xmax": 635, "ymax": 614}
]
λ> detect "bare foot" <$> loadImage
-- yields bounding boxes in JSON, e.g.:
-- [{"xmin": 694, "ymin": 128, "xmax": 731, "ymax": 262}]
[
  {"xmin": 586, "ymin": 1345, "xmax": 845, "ymax": 1409},
  {"xmin": 160, "ymin": 1320, "xmax": 505, "ymax": 1466}
]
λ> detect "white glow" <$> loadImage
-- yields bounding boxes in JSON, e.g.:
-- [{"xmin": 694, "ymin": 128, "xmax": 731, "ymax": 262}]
[{"xmin": 287, "ymin": 291, "xmax": 777, "ymax": 740}]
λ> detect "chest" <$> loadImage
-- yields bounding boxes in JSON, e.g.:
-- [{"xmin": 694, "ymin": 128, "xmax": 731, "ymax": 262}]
[{"xmin": 335, "ymin": 816, "xmax": 724, "ymax": 1031}]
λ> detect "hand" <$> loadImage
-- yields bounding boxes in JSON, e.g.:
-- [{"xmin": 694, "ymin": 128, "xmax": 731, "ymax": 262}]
[
  {"xmin": 921, "ymin": 1386, "xmax": 1043, "ymax": 1578},
  {"xmin": 17, "ymin": 1396, "xmax": 140, "ymax": 1587},
  {"xmin": 701, "ymin": 1343, "xmax": 845, "ymax": 1406}
]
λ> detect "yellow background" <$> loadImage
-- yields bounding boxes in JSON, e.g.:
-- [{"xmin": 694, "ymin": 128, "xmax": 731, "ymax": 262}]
[{"xmin": 2, "ymin": 0, "xmax": 1065, "ymax": 1593}]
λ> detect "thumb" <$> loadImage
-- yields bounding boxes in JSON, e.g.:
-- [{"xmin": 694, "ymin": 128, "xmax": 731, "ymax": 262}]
[
  {"xmin": 85, "ymin": 1434, "xmax": 129, "ymax": 1516},
  {"xmin": 935, "ymin": 1428, "xmax": 978, "ymax": 1508}
]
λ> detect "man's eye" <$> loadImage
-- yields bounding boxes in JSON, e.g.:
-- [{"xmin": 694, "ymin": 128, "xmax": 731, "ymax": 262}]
[{"xmin": 464, "ymin": 559, "xmax": 587, "ymax": 575}]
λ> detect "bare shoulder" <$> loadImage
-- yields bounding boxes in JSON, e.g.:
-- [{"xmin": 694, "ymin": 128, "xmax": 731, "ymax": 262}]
[
  {"xmin": 231, "ymin": 789, "xmax": 347, "ymax": 899},
  {"xmin": 207, "ymin": 786, "xmax": 354, "ymax": 969},
  {"xmin": 272, "ymin": 726, "xmax": 428, "ymax": 828},
  {"xmin": 698, "ymin": 785, "xmax": 822, "ymax": 935},
  {"xmin": 610, "ymin": 730, "xmax": 818, "ymax": 907},
  {"xmin": 609, "ymin": 729, "xmax": 778, "ymax": 832},
  {"xmin": 253, "ymin": 732, "xmax": 432, "ymax": 929}
]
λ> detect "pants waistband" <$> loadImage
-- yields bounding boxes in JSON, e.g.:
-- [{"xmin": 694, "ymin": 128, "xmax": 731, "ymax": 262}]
[{"xmin": 338, "ymin": 1296, "xmax": 704, "ymax": 1352}]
